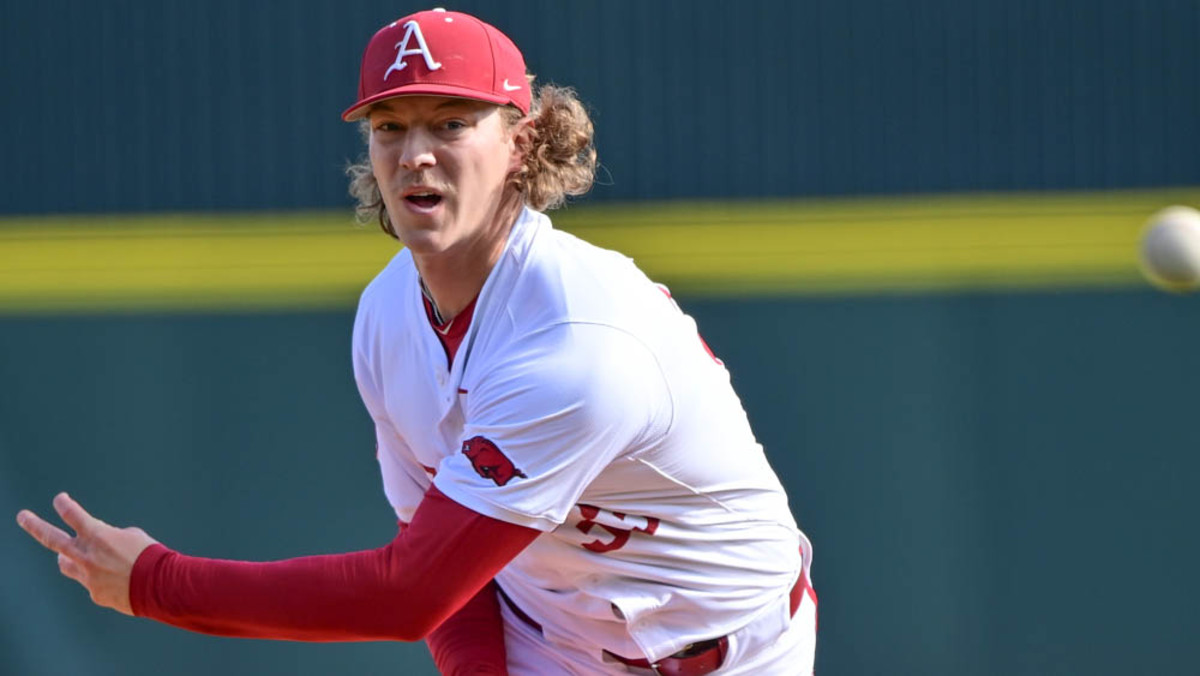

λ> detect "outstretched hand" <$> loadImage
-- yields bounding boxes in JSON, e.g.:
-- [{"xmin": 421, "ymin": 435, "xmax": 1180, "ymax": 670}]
[{"xmin": 16, "ymin": 492, "xmax": 158, "ymax": 616}]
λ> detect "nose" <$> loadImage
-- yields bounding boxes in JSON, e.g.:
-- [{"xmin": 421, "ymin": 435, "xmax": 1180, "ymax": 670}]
[{"xmin": 398, "ymin": 129, "xmax": 436, "ymax": 171}]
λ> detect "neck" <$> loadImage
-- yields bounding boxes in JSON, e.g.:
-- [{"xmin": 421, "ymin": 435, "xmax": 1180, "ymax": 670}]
[{"xmin": 413, "ymin": 196, "xmax": 524, "ymax": 321}]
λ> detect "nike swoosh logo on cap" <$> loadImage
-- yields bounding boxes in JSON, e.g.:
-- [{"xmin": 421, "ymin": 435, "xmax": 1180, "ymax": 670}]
[{"xmin": 502, "ymin": 79, "xmax": 521, "ymax": 91}]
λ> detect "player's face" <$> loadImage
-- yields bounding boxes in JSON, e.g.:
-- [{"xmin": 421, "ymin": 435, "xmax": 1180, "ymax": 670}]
[{"xmin": 367, "ymin": 96, "xmax": 522, "ymax": 257}]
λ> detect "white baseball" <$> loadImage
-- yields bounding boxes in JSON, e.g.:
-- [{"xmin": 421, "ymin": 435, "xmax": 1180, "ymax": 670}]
[{"xmin": 1139, "ymin": 205, "xmax": 1200, "ymax": 292}]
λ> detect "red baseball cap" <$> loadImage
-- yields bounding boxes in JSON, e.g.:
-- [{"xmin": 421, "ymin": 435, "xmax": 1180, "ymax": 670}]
[{"xmin": 342, "ymin": 8, "xmax": 530, "ymax": 121}]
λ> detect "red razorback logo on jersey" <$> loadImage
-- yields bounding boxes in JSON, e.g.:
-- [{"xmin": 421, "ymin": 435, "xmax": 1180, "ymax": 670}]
[{"xmin": 461, "ymin": 436, "xmax": 527, "ymax": 486}]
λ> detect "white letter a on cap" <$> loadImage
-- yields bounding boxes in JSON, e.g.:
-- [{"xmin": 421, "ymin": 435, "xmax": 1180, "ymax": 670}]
[{"xmin": 384, "ymin": 21, "xmax": 442, "ymax": 80}]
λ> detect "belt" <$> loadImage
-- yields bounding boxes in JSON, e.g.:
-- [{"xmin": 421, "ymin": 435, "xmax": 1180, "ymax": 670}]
[{"xmin": 497, "ymin": 570, "xmax": 811, "ymax": 676}]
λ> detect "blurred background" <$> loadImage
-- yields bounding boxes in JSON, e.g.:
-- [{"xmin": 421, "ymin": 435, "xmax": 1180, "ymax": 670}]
[{"xmin": 3, "ymin": 1, "xmax": 1200, "ymax": 674}]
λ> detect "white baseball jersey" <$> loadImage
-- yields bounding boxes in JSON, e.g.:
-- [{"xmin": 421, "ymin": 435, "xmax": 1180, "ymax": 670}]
[{"xmin": 352, "ymin": 207, "xmax": 812, "ymax": 666}]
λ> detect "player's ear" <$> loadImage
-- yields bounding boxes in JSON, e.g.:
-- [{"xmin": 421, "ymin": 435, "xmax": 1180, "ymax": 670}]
[{"xmin": 507, "ymin": 116, "xmax": 534, "ymax": 174}]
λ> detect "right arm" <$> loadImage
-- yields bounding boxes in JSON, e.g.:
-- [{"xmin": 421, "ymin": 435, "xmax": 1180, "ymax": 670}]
[
  {"xmin": 131, "ymin": 483, "xmax": 537, "ymax": 642},
  {"xmin": 16, "ymin": 485, "xmax": 539, "ymax": 642}
]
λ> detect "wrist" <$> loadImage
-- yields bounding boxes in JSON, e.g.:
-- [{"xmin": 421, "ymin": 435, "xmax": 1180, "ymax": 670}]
[{"xmin": 128, "ymin": 543, "xmax": 172, "ymax": 617}]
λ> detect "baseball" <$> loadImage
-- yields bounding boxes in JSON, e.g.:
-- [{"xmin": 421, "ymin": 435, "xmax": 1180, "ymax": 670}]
[{"xmin": 1138, "ymin": 205, "xmax": 1200, "ymax": 292}]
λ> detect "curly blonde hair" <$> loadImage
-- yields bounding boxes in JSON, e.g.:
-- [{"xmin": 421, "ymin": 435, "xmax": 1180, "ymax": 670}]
[{"xmin": 347, "ymin": 81, "xmax": 598, "ymax": 239}]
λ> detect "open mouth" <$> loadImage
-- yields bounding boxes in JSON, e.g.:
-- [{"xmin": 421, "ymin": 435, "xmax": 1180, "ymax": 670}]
[{"xmin": 405, "ymin": 193, "xmax": 443, "ymax": 209}]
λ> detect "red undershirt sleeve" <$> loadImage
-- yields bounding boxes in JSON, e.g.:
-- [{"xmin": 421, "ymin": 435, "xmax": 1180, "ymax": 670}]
[
  {"xmin": 129, "ymin": 484, "xmax": 540, "ymax": 643},
  {"xmin": 425, "ymin": 579, "xmax": 507, "ymax": 675}
]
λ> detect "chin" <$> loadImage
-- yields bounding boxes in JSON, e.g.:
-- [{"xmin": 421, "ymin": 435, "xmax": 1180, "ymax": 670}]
[
  {"xmin": 396, "ymin": 228, "xmax": 453, "ymax": 255},
  {"xmin": 392, "ymin": 212, "xmax": 442, "ymax": 241}
]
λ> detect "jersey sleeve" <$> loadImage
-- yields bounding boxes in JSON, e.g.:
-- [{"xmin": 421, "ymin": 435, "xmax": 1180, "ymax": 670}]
[
  {"xmin": 373, "ymin": 418, "xmax": 431, "ymax": 524},
  {"xmin": 354, "ymin": 303, "xmax": 428, "ymax": 522},
  {"xmin": 434, "ymin": 323, "xmax": 673, "ymax": 531}
]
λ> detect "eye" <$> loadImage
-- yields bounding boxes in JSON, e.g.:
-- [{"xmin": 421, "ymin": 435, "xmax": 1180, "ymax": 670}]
[
  {"xmin": 373, "ymin": 121, "xmax": 403, "ymax": 133},
  {"xmin": 441, "ymin": 119, "xmax": 468, "ymax": 132}
]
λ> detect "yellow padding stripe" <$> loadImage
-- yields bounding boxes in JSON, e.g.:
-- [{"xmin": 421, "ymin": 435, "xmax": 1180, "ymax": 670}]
[{"xmin": 1, "ymin": 188, "xmax": 1194, "ymax": 313}]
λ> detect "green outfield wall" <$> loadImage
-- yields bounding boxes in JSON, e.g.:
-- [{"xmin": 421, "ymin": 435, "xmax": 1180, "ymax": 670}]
[
  {"xmin": 5, "ymin": 292, "xmax": 1200, "ymax": 675},
  {"xmin": 4, "ymin": 0, "xmax": 1198, "ymax": 213},
  {"xmin": 4, "ymin": 193, "xmax": 1200, "ymax": 674}
]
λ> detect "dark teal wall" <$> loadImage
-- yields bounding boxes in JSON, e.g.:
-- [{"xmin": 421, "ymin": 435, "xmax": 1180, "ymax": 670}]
[
  {"xmin": 5, "ymin": 289, "xmax": 1200, "ymax": 674},
  {"xmin": 4, "ymin": 0, "xmax": 1199, "ymax": 214},
  {"xmin": 699, "ymin": 292, "xmax": 1200, "ymax": 673}
]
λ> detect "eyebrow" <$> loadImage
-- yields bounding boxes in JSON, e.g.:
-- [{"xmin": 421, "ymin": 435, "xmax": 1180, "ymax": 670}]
[
  {"xmin": 372, "ymin": 97, "xmax": 483, "ymax": 114},
  {"xmin": 435, "ymin": 98, "xmax": 481, "ymax": 111}
]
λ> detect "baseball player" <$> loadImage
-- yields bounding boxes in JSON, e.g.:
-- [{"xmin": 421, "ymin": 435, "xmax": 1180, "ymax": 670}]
[{"xmin": 16, "ymin": 8, "xmax": 816, "ymax": 675}]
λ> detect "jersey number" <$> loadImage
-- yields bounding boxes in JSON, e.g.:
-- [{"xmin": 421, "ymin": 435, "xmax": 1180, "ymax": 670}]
[{"xmin": 575, "ymin": 504, "xmax": 660, "ymax": 553}]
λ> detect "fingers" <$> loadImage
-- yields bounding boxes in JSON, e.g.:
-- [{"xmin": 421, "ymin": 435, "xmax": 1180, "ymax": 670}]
[
  {"xmin": 16, "ymin": 509, "xmax": 75, "ymax": 556},
  {"xmin": 57, "ymin": 553, "xmax": 85, "ymax": 585},
  {"xmin": 18, "ymin": 496, "xmax": 148, "ymax": 616},
  {"xmin": 53, "ymin": 492, "xmax": 101, "ymax": 535}
]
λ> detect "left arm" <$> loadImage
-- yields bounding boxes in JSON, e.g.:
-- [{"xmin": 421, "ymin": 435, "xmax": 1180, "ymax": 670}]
[{"xmin": 425, "ymin": 579, "xmax": 508, "ymax": 675}]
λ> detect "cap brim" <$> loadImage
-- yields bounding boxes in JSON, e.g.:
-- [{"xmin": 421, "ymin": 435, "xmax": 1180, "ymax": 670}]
[{"xmin": 341, "ymin": 83, "xmax": 518, "ymax": 121}]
